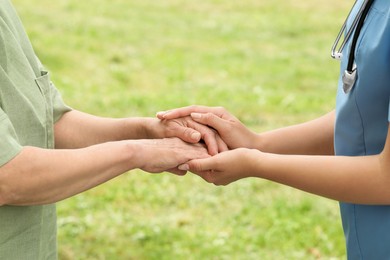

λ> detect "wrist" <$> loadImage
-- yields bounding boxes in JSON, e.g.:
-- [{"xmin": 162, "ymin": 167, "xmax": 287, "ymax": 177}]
[
  {"xmin": 142, "ymin": 118, "xmax": 165, "ymax": 139},
  {"xmin": 242, "ymin": 148, "xmax": 280, "ymax": 181},
  {"xmin": 124, "ymin": 117, "xmax": 160, "ymax": 139},
  {"xmin": 122, "ymin": 140, "xmax": 144, "ymax": 170},
  {"xmin": 233, "ymin": 148, "xmax": 264, "ymax": 178},
  {"xmin": 244, "ymin": 148, "xmax": 264, "ymax": 176},
  {"xmin": 246, "ymin": 132, "xmax": 264, "ymax": 150}
]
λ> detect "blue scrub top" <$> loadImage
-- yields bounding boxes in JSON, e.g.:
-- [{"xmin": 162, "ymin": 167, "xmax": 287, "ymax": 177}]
[{"xmin": 335, "ymin": 0, "xmax": 390, "ymax": 259}]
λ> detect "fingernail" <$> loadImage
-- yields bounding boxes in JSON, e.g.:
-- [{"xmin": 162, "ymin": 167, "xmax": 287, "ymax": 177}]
[
  {"xmin": 178, "ymin": 164, "xmax": 189, "ymax": 171},
  {"xmin": 156, "ymin": 111, "xmax": 166, "ymax": 117},
  {"xmin": 191, "ymin": 113, "xmax": 201, "ymax": 119},
  {"xmin": 191, "ymin": 132, "xmax": 201, "ymax": 140}
]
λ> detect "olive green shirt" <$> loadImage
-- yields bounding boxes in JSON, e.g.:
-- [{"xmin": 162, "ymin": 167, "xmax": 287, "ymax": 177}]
[{"xmin": 0, "ymin": 0, "xmax": 71, "ymax": 258}]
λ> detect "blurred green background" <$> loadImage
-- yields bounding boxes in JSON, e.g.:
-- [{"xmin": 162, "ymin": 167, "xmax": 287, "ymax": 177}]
[{"xmin": 15, "ymin": 0, "xmax": 352, "ymax": 259}]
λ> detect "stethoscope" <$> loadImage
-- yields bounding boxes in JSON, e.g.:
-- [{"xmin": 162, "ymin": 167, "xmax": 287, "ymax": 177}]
[{"xmin": 331, "ymin": 0, "xmax": 375, "ymax": 93}]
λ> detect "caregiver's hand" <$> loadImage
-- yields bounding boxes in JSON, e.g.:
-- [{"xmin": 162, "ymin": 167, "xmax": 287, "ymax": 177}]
[
  {"xmin": 157, "ymin": 106, "xmax": 257, "ymax": 149},
  {"xmin": 178, "ymin": 148, "xmax": 260, "ymax": 185}
]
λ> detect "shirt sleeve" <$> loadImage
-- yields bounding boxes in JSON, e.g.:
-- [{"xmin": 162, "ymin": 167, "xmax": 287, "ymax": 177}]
[
  {"xmin": 50, "ymin": 81, "xmax": 72, "ymax": 123},
  {"xmin": 35, "ymin": 56, "xmax": 72, "ymax": 123},
  {"xmin": 0, "ymin": 109, "xmax": 22, "ymax": 167}
]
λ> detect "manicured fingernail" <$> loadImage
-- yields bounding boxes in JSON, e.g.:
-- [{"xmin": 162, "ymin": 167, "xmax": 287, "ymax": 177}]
[
  {"xmin": 191, "ymin": 113, "xmax": 201, "ymax": 119},
  {"xmin": 178, "ymin": 164, "xmax": 189, "ymax": 171},
  {"xmin": 191, "ymin": 132, "xmax": 201, "ymax": 140}
]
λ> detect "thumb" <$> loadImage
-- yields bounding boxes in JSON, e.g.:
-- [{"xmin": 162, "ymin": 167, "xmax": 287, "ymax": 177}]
[{"xmin": 178, "ymin": 157, "xmax": 215, "ymax": 173}]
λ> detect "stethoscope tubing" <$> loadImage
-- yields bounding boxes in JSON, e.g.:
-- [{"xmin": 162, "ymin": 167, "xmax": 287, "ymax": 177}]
[{"xmin": 346, "ymin": 0, "xmax": 375, "ymax": 72}]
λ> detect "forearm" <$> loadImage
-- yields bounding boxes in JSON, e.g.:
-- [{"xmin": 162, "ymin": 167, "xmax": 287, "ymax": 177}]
[
  {"xmin": 254, "ymin": 151, "xmax": 390, "ymax": 204},
  {"xmin": 0, "ymin": 137, "xmax": 209, "ymax": 206},
  {"xmin": 55, "ymin": 110, "xmax": 158, "ymax": 149},
  {"xmin": 0, "ymin": 141, "xmax": 135, "ymax": 206},
  {"xmin": 254, "ymin": 110, "xmax": 335, "ymax": 155}
]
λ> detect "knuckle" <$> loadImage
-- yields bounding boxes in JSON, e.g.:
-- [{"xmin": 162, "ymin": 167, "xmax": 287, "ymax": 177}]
[
  {"xmin": 199, "ymin": 125, "xmax": 212, "ymax": 136},
  {"xmin": 202, "ymin": 130, "xmax": 215, "ymax": 141},
  {"xmin": 205, "ymin": 112, "xmax": 214, "ymax": 119},
  {"xmin": 183, "ymin": 127, "xmax": 194, "ymax": 136},
  {"xmin": 191, "ymin": 162, "xmax": 201, "ymax": 172}
]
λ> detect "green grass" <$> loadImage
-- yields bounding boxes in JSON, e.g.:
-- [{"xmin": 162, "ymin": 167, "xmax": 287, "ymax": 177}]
[{"xmin": 14, "ymin": 0, "xmax": 352, "ymax": 259}]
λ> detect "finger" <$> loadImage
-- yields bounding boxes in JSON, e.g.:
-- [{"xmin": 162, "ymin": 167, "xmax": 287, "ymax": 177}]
[
  {"xmin": 216, "ymin": 135, "xmax": 229, "ymax": 153},
  {"xmin": 202, "ymin": 131, "xmax": 219, "ymax": 156},
  {"xmin": 186, "ymin": 121, "xmax": 219, "ymax": 155},
  {"xmin": 190, "ymin": 112, "xmax": 228, "ymax": 134},
  {"xmin": 157, "ymin": 105, "xmax": 223, "ymax": 120},
  {"xmin": 168, "ymin": 123, "xmax": 202, "ymax": 143},
  {"xmin": 156, "ymin": 110, "xmax": 171, "ymax": 119},
  {"xmin": 167, "ymin": 167, "xmax": 187, "ymax": 176}
]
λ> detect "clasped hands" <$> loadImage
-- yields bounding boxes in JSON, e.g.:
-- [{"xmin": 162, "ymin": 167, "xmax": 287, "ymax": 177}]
[{"xmin": 154, "ymin": 105, "xmax": 260, "ymax": 186}]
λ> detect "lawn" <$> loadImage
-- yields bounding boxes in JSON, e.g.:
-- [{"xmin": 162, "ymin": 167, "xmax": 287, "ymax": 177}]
[{"xmin": 14, "ymin": 0, "xmax": 352, "ymax": 259}]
